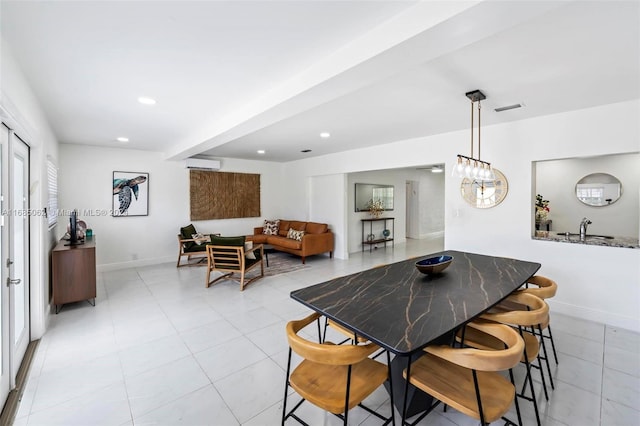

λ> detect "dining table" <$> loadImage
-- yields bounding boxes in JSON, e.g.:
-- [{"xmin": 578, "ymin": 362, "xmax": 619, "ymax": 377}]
[{"xmin": 290, "ymin": 249, "xmax": 541, "ymax": 417}]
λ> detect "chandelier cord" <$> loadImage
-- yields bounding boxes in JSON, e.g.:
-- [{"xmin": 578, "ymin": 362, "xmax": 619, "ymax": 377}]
[
  {"xmin": 477, "ymin": 100, "xmax": 481, "ymax": 161},
  {"xmin": 470, "ymin": 98, "xmax": 474, "ymax": 158}
]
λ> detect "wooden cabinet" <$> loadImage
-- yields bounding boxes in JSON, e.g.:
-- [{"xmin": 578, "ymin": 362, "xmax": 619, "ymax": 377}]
[
  {"xmin": 361, "ymin": 217, "xmax": 394, "ymax": 252},
  {"xmin": 52, "ymin": 236, "xmax": 96, "ymax": 313}
]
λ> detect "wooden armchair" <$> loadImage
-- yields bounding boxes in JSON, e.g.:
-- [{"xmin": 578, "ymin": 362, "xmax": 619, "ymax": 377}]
[
  {"xmin": 205, "ymin": 236, "xmax": 264, "ymax": 291},
  {"xmin": 177, "ymin": 224, "xmax": 219, "ymax": 267}
]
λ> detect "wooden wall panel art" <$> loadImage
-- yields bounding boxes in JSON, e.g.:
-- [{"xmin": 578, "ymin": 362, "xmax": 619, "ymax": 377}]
[{"xmin": 190, "ymin": 170, "xmax": 260, "ymax": 220}]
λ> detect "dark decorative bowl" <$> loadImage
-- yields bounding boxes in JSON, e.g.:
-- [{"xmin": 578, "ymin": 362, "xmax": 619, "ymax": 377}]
[{"xmin": 415, "ymin": 255, "xmax": 453, "ymax": 275}]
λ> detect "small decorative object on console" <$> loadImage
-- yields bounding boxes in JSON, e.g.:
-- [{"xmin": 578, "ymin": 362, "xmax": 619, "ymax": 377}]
[
  {"xmin": 366, "ymin": 199, "xmax": 384, "ymax": 218},
  {"xmin": 382, "ymin": 229, "xmax": 391, "ymax": 238}
]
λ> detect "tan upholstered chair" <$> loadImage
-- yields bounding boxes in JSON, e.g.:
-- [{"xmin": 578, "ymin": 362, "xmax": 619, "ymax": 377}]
[
  {"xmin": 205, "ymin": 236, "xmax": 264, "ymax": 291},
  {"xmin": 282, "ymin": 312, "xmax": 395, "ymax": 425},
  {"xmin": 402, "ymin": 320, "xmax": 524, "ymax": 426}
]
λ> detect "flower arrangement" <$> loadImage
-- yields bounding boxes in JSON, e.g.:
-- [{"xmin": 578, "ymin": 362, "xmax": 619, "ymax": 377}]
[
  {"xmin": 535, "ymin": 194, "xmax": 550, "ymax": 221},
  {"xmin": 366, "ymin": 198, "xmax": 385, "ymax": 218}
]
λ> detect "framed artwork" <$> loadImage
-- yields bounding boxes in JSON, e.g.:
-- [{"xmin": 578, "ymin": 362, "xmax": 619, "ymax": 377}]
[{"xmin": 113, "ymin": 171, "xmax": 149, "ymax": 216}]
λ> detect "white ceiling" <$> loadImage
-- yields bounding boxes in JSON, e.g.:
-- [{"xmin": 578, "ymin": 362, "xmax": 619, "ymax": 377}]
[{"xmin": 2, "ymin": 1, "xmax": 639, "ymax": 162}]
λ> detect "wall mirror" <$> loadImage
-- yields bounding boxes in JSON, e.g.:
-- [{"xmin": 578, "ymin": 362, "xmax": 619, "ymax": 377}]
[
  {"xmin": 354, "ymin": 183, "xmax": 394, "ymax": 212},
  {"xmin": 575, "ymin": 173, "xmax": 622, "ymax": 207}
]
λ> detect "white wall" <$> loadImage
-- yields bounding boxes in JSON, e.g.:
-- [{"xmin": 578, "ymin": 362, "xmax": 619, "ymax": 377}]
[
  {"xmin": 536, "ymin": 153, "xmax": 639, "ymax": 237},
  {"xmin": 309, "ymin": 174, "xmax": 347, "ymax": 259},
  {"xmin": 1, "ymin": 38, "xmax": 60, "ymax": 338},
  {"xmin": 283, "ymin": 100, "xmax": 640, "ymax": 332},
  {"xmin": 58, "ymin": 144, "xmax": 285, "ymax": 270},
  {"xmin": 413, "ymin": 169, "xmax": 445, "ymax": 238}
]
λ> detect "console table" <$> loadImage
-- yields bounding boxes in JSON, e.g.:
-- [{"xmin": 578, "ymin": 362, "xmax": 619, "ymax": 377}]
[
  {"xmin": 361, "ymin": 217, "xmax": 394, "ymax": 252},
  {"xmin": 52, "ymin": 236, "xmax": 96, "ymax": 313}
]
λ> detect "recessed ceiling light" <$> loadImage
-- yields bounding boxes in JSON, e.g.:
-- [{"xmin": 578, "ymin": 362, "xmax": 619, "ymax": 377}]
[
  {"xmin": 301, "ymin": 149, "xmax": 312, "ymax": 153},
  {"xmin": 320, "ymin": 132, "xmax": 330, "ymax": 138},
  {"xmin": 431, "ymin": 167, "xmax": 443, "ymax": 173},
  {"xmin": 257, "ymin": 150, "xmax": 265, "ymax": 154},
  {"xmin": 116, "ymin": 137, "xmax": 129, "ymax": 142},
  {"xmin": 137, "ymin": 96, "xmax": 156, "ymax": 105}
]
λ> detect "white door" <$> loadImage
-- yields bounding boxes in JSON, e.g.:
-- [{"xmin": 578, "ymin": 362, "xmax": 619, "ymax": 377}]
[
  {"xmin": 0, "ymin": 124, "xmax": 30, "ymax": 403},
  {"xmin": 406, "ymin": 180, "xmax": 420, "ymax": 239}
]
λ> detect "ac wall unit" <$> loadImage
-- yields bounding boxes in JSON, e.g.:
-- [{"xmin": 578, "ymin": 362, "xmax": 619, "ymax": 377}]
[{"xmin": 185, "ymin": 158, "xmax": 221, "ymax": 171}]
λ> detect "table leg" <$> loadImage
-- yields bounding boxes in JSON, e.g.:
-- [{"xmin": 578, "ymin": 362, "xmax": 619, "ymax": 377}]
[{"xmin": 385, "ymin": 353, "xmax": 434, "ymax": 419}]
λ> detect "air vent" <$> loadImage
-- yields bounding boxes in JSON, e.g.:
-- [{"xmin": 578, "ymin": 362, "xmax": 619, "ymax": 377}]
[{"xmin": 494, "ymin": 103, "xmax": 522, "ymax": 112}]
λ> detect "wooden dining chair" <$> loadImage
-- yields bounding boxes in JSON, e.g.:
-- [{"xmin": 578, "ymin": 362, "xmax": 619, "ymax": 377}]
[
  {"xmin": 401, "ymin": 320, "xmax": 525, "ymax": 426},
  {"xmin": 458, "ymin": 292, "xmax": 550, "ymax": 426},
  {"xmin": 323, "ymin": 318, "xmax": 369, "ymax": 344},
  {"xmin": 282, "ymin": 312, "xmax": 395, "ymax": 426},
  {"xmin": 517, "ymin": 275, "xmax": 559, "ymax": 364}
]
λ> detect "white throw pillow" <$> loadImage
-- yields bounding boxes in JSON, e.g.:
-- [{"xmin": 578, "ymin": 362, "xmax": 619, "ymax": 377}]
[
  {"xmin": 287, "ymin": 228, "xmax": 305, "ymax": 242},
  {"xmin": 245, "ymin": 241, "xmax": 256, "ymax": 260},
  {"xmin": 191, "ymin": 233, "xmax": 211, "ymax": 245}
]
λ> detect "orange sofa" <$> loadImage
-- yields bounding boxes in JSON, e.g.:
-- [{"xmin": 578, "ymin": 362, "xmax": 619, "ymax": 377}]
[{"xmin": 248, "ymin": 220, "xmax": 334, "ymax": 264}]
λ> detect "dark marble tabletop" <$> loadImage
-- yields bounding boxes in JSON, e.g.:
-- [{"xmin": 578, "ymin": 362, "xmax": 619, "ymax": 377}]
[{"xmin": 291, "ymin": 250, "xmax": 541, "ymax": 356}]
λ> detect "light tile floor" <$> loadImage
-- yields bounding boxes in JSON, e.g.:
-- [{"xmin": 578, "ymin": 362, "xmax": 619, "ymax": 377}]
[{"xmin": 13, "ymin": 238, "xmax": 640, "ymax": 425}]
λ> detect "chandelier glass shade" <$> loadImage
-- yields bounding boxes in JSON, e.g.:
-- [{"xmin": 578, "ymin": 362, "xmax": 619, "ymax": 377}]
[{"xmin": 452, "ymin": 90, "xmax": 496, "ymax": 181}]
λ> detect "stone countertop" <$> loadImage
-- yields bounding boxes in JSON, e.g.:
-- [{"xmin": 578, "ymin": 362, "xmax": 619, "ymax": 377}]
[
  {"xmin": 291, "ymin": 250, "xmax": 541, "ymax": 356},
  {"xmin": 532, "ymin": 232, "xmax": 639, "ymax": 249}
]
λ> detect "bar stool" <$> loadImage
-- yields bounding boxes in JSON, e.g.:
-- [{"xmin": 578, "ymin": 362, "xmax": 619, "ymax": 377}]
[{"xmin": 516, "ymin": 275, "xmax": 559, "ymax": 365}]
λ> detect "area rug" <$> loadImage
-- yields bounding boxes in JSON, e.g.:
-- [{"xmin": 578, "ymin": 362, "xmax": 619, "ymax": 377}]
[{"xmin": 263, "ymin": 252, "xmax": 310, "ymax": 277}]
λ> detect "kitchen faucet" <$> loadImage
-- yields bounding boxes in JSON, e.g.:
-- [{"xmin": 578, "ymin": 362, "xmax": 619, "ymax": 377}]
[{"xmin": 579, "ymin": 217, "xmax": 592, "ymax": 241}]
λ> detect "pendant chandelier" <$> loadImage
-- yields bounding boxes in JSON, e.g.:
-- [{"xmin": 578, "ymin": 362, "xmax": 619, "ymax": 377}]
[{"xmin": 452, "ymin": 90, "xmax": 496, "ymax": 181}]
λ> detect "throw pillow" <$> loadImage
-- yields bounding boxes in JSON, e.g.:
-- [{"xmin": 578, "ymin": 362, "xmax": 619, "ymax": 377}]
[
  {"xmin": 287, "ymin": 228, "xmax": 305, "ymax": 242},
  {"xmin": 245, "ymin": 241, "xmax": 256, "ymax": 260},
  {"xmin": 263, "ymin": 219, "xmax": 280, "ymax": 235},
  {"xmin": 192, "ymin": 233, "xmax": 211, "ymax": 245}
]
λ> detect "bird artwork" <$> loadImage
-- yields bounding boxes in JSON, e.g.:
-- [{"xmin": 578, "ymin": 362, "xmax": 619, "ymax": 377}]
[{"xmin": 113, "ymin": 174, "xmax": 147, "ymax": 215}]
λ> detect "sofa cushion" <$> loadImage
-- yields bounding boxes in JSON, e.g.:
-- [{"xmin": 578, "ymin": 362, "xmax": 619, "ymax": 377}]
[
  {"xmin": 266, "ymin": 235, "xmax": 302, "ymax": 250},
  {"xmin": 306, "ymin": 222, "xmax": 328, "ymax": 234},
  {"xmin": 263, "ymin": 219, "xmax": 280, "ymax": 235},
  {"xmin": 278, "ymin": 220, "xmax": 291, "ymax": 237},
  {"xmin": 288, "ymin": 221, "xmax": 307, "ymax": 232},
  {"xmin": 287, "ymin": 228, "xmax": 305, "ymax": 242},
  {"xmin": 180, "ymin": 224, "xmax": 197, "ymax": 250}
]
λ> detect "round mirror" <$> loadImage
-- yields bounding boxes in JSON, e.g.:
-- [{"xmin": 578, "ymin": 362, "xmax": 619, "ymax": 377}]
[{"xmin": 575, "ymin": 173, "xmax": 622, "ymax": 206}]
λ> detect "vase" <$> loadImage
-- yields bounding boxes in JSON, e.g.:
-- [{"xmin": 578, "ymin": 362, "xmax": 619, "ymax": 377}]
[{"xmin": 535, "ymin": 209, "xmax": 548, "ymax": 222}]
